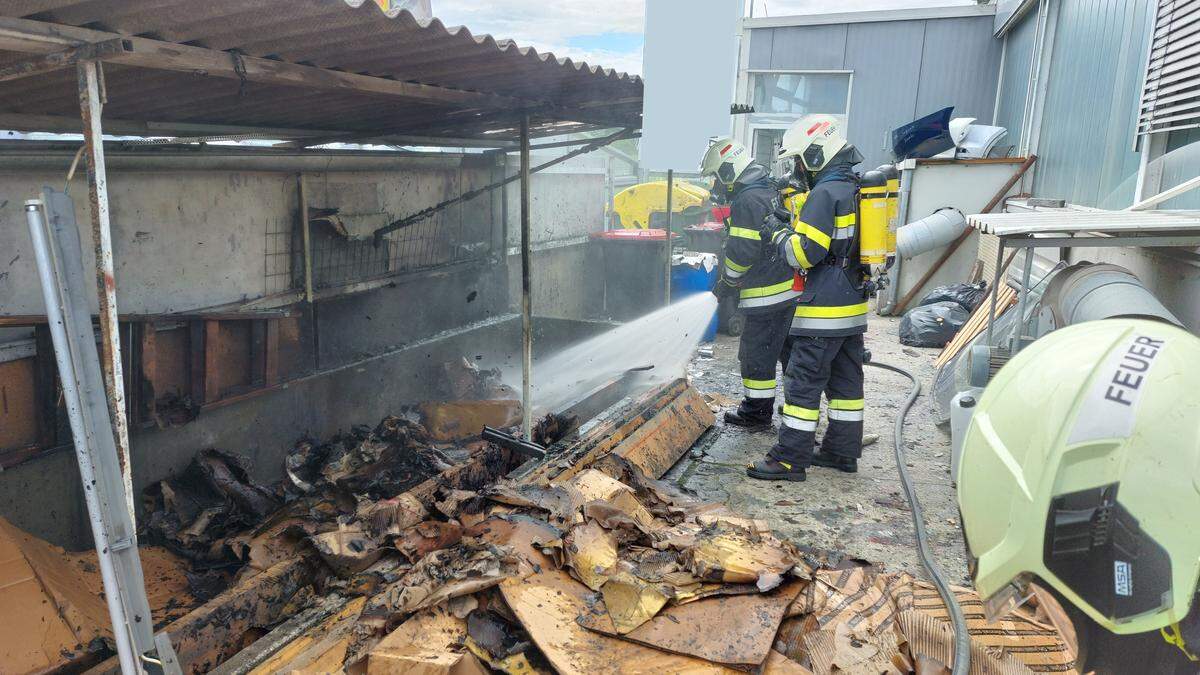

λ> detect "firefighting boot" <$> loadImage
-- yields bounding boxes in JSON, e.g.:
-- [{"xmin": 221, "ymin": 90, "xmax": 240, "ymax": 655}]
[{"xmin": 746, "ymin": 458, "xmax": 806, "ymax": 482}]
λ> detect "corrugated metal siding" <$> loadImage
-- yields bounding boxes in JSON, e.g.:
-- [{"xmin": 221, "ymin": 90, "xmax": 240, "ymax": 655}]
[
  {"xmin": 744, "ymin": 17, "xmax": 1001, "ymax": 168},
  {"xmin": 914, "ymin": 17, "xmax": 1006, "ymax": 125},
  {"xmin": 768, "ymin": 25, "xmax": 848, "ymax": 71},
  {"xmin": 842, "ymin": 20, "xmax": 926, "ymax": 164},
  {"xmin": 748, "ymin": 29, "xmax": 775, "ymax": 70},
  {"xmin": 993, "ymin": 7, "xmax": 1037, "ymax": 153},
  {"xmin": 1032, "ymin": 0, "xmax": 1151, "ymax": 208},
  {"xmin": 1161, "ymin": 128, "xmax": 1200, "ymax": 209}
]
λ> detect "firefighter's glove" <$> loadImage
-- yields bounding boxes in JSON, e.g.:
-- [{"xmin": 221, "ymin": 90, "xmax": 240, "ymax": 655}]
[
  {"xmin": 760, "ymin": 208, "xmax": 792, "ymax": 243},
  {"xmin": 711, "ymin": 276, "xmax": 739, "ymax": 299}
]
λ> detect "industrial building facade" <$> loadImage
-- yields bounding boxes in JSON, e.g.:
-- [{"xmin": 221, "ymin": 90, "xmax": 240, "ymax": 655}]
[
  {"xmin": 734, "ymin": 4, "xmax": 1003, "ymax": 171},
  {"xmin": 735, "ymin": 0, "xmax": 1200, "ymax": 329}
]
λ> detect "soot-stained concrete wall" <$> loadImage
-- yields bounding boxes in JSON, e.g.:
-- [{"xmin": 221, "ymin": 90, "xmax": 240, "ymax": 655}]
[{"xmin": 0, "ymin": 150, "xmax": 610, "ymax": 547}]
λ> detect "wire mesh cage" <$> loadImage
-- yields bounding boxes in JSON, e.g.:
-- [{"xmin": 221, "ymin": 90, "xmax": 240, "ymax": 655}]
[{"xmin": 263, "ymin": 167, "xmax": 499, "ymax": 295}]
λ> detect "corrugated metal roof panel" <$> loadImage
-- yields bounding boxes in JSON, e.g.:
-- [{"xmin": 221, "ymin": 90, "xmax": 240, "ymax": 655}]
[
  {"xmin": 969, "ymin": 209, "xmax": 1200, "ymax": 235},
  {"xmin": 0, "ymin": 1, "xmax": 643, "ymax": 141}
]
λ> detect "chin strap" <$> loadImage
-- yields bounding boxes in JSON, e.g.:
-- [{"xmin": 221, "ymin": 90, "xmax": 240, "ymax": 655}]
[{"xmin": 1162, "ymin": 623, "xmax": 1200, "ymax": 662}]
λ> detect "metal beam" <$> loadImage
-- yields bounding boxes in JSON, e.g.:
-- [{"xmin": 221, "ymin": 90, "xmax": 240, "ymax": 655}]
[
  {"xmin": 77, "ymin": 60, "xmax": 136, "ymax": 521},
  {"xmin": 520, "ymin": 114, "xmax": 533, "ymax": 442},
  {"xmin": 0, "ymin": 111, "xmax": 352, "ymax": 139},
  {"xmin": 371, "ymin": 127, "xmax": 637, "ymax": 242},
  {"xmin": 0, "ymin": 37, "xmax": 129, "ymax": 83},
  {"xmin": 481, "ymin": 132, "xmax": 642, "ymax": 155}
]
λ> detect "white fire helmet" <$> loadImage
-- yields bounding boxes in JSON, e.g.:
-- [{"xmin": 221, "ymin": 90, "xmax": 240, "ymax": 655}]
[
  {"xmin": 699, "ymin": 137, "xmax": 753, "ymax": 185},
  {"xmin": 778, "ymin": 114, "xmax": 848, "ymax": 172}
]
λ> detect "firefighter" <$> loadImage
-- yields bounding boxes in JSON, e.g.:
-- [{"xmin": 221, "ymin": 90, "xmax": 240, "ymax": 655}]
[
  {"xmin": 747, "ymin": 115, "xmax": 867, "ymax": 482},
  {"xmin": 699, "ymin": 138, "xmax": 802, "ymax": 430}
]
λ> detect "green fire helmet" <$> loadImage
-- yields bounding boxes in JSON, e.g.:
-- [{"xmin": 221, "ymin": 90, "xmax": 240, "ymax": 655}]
[{"xmin": 958, "ymin": 318, "xmax": 1200, "ymax": 635}]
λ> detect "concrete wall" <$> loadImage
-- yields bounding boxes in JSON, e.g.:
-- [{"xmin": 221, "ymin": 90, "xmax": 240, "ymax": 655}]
[
  {"xmin": 503, "ymin": 152, "xmax": 609, "ymax": 321},
  {"xmin": 0, "ymin": 146, "xmax": 610, "ymax": 547},
  {"xmin": 740, "ymin": 15, "xmax": 1003, "ymax": 169},
  {"xmin": 0, "ymin": 312, "xmax": 610, "ymax": 547}
]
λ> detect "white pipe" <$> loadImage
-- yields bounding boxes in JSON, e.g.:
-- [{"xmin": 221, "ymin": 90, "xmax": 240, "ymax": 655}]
[
  {"xmin": 896, "ymin": 208, "xmax": 967, "ymax": 260},
  {"xmin": 1127, "ymin": 174, "xmax": 1200, "ymax": 211}
]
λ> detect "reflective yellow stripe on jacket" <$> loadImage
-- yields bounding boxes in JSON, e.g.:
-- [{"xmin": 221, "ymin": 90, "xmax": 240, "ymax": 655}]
[
  {"xmin": 794, "ymin": 302, "xmax": 869, "ymax": 318},
  {"xmin": 833, "ymin": 213, "xmax": 857, "ymax": 240},
  {"xmin": 792, "ymin": 302, "xmax": 869, "ymax": 333},
  {"xmin": 738, "ymin": 279, "xmax": 801, "ymax": 308}
]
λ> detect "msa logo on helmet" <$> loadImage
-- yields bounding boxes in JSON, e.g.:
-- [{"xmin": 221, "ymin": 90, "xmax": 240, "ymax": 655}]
[{"xmin": 1114, "ymin": 560, "xmax": 1132, "ymax": 597}]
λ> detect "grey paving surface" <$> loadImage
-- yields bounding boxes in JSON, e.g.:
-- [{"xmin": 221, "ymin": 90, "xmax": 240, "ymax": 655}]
[{"xmin": 667, "ymin": 314, "xmax": 970, "ymax": 584}]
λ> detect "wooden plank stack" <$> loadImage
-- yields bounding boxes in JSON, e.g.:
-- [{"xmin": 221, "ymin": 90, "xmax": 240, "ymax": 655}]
[{"xmin": 935, "ymin": 284, "xmax": 1018, "ymax": 368}]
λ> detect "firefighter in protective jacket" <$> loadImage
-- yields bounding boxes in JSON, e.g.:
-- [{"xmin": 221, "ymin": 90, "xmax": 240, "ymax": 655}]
[
  {"xmin": 699, "ymin": 138, "xmax": 801, "ymax": 428},
  {"xmin": 747, "ymin": 115, "xmax": 868, "ymax": 482}
]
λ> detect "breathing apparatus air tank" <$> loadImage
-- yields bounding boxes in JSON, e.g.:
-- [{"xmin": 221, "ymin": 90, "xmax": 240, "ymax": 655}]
[
  {"xmin": 859, "ymin": 170, "xmax": 888, "ymax": 268},
  {"xmin": 878, "ymin": 164, "xmax": 900, "ymax": 261}
]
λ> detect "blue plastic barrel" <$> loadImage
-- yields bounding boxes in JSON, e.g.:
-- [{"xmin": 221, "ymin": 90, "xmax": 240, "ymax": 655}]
[{"xmin": 670, "ymin": 252, "xmax": 719, "ymax": 342}]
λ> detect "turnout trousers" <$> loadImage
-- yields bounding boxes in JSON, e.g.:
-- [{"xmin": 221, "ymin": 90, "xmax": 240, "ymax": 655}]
[
  {"xmin": 734, "ymin": 304, "xmax": 795, "ymax": 421},
  {"xmin": 769, "ymin": 333, "xmax": 865, "ymax": 467}
]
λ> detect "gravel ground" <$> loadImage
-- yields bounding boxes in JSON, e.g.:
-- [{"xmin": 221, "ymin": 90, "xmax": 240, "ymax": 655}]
[{"xmin": 665, "ymin": 313, "xmax": 970, "ymax": 583}]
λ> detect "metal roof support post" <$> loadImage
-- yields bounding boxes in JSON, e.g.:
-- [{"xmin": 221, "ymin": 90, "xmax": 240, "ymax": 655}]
[
  {"xmin": 664, "ymin": 169, "xmax": 674, "ymax": 306},
  {"xmin": 77, "ymin": 59, "xmax": 136, "ymax": 520},
  {"xmin": 519, "ymin": 114, "xmax": 533, "ymax": 441}
]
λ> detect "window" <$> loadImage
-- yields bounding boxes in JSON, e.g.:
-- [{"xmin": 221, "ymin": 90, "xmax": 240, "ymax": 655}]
[
  {"xmin": 745, "ymin": 71, "xmax": 852, "ymax": 169},
  {"xmin": 752, "ymin": 128, "xmax": 786, "ymax": 170},
  {"xmin": 751, "ymin": 72, "xmax": 851, "ymax": 116}
]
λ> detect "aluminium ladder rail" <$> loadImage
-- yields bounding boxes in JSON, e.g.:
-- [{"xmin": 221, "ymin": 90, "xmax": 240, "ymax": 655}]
[{"xmin": 25, "ymin": 188, "xmax": 181, "ymax": 674}]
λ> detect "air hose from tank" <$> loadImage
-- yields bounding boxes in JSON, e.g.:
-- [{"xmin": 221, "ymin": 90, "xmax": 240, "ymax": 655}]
[{"xmin": 865, "ymin": 358, "xmax": 970, "ymax": 675}]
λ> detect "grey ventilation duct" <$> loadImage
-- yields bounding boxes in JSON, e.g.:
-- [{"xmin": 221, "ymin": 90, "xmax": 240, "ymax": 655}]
[
  {"xmin": 1038, "ymin": 262, "xmax": 1182, "ymax": 330},
  {"xmin": 896, "ymin": 208, "xmax": 967, "ymax": 260}
]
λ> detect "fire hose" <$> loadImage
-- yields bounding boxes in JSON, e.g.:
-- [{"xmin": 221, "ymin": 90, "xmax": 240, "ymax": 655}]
[{"xmin": 865, "ymin": 358, "xmax": 970, "ymax": 675}]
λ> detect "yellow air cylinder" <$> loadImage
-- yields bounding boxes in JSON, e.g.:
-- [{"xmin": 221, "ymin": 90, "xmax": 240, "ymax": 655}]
[
  {"xmin": 879, "ymin": 164, "xmax": 900, "ymax": 258},
  {"xmin": 780, "ymin": 182, "xmax": 808, "ymax": 226},
  {"xmin": 859, "ymin": 170, "xmax": 888, "ymax": 266}
]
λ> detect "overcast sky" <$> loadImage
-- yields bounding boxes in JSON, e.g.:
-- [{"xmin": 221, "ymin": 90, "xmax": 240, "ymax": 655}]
[{"xmin": 430, "ymin": 0, "xmax": 982, "ymax": 76}]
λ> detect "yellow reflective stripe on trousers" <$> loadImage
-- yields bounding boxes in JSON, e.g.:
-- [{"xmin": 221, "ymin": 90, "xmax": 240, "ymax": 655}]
[
  {"xmin": 794, "ymin": 221, "xmax": 831, "ymax": 250},
  {"xmin": 729, "ymin": 227, "xmax": 761, "ymax": 240},
  {"xmin": 794, "ymin": 302, "xmax": 869, "ymax": 318},
  {"xmin": 781, "ymin": 404, "xmax": 818, "ymax": 430},
  {"xmin": 744, "ymin": 378, "xmax": 776, "ymax": 398},
  {"xmin": 740, "ymin": 279, "xmax": 795, "ymax": 299},
  {"xmin": 782, "ymin": 404, "xmax": 819, "ymax": 420},
  {"xmin": 829, "ymin": 398, "xmax": 865, "ymax": 422},
  {"xmin": 743, "ymin": 378, "xmax": 776, "ymax": 390},
  {"xmin": 828, "ymin": 398, "xmax": 864, "ymax": 410}
]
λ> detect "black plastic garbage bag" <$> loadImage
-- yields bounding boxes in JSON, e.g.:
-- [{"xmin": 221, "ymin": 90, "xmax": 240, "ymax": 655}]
[
  {"xmin": 918, "ymin": 281, "xmax": 987, "ymax": 313},
  {"xmin": 900, "ymin": 301, "xmax": 970, "ymax": 348}
]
